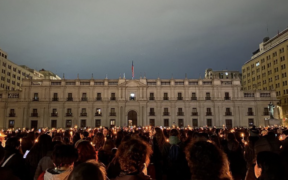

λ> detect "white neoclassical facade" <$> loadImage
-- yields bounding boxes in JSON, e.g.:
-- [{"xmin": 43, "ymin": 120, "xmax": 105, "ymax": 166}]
[{"xmin": 0, "ymin": 77, "xmax": 279, "ymax": 129}]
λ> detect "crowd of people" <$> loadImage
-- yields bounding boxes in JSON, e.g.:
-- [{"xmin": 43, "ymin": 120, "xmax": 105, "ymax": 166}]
[{"xmin": 0, "ymin": 125, "xmax": 288, "ymax": 180}]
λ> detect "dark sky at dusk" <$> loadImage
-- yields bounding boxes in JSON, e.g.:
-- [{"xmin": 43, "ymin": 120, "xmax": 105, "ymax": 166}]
[{"xmin": 0, "ymin": 0, "xmax": 288, "ymax": 79}]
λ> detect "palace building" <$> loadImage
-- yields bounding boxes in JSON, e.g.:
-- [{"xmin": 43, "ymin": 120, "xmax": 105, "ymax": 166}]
[
  {"xmin": 0, "ymin": 77, "xmax": 278, "ymax": 129},
  {"xmin": 242, "ymin": 27, "xmax": 288, "ymax": 119}
]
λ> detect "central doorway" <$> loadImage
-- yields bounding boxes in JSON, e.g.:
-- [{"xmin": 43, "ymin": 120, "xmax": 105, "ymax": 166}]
[{"xmin": 128, "ymin": 110, "xmax": 137, "ymax": 126}]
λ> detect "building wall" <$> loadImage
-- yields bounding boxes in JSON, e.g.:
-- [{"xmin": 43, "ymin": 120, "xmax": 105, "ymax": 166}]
[
  {"xmin": 242, "ymin": 28, "xmax": 288, "ymax": 119},
  {"xmin": 0, "ymin": 78, "xmax": 278, "ymax": 129}
]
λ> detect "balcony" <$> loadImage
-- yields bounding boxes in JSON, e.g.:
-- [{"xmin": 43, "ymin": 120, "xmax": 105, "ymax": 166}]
[
  {"xmin": 66, "ymin": 113, "xmax": 73, "ymax": 116},
  {"xmin": 205, "ymin": 97, "xmax": 211, "ymax": 100},
  {"xmin": 81, "ymin": 97, "xmax": 88, "ymax": 101},
  {"xmin": 31, "ymin": 113, "xmax": 38, "ymax": 117},
  {"xmin": 149, "ymin": 97, "xmax": 155, "ymax": 100},
  {"xmin": 247, "ymin": 112, "xmax": 254, "ymax": 116},
  {"xmin": 149, "ymin": 112, "xmax": 155, "ymax": 116},
  {"xmin": 192, "ymin": 112, "xmax": 198, "ymax": 116},
  {"xmin": 96, "ymin": 97, "xmax": 102, "ymax": 101},
  {"xmin": 191, "ymin": 97, "xmax": 197, "ymax": 100},
  {"xmin": 52, "ymin": 97, "xmax": 58, "ymax": 101},
  {"xmin": 177, "ymin": 97, "xmax": 183, "ymax": 100},
  {"xmin": 51, "ymin": 113, "xmax": 58, "ymax": 117},
  {"xmin": 225, "ymin": 112, "xmax": 232, "ymax": 116},
  {"xmin": 263, "ymin": 112, "xmax": 269, "ymax": 116},
  {"xmin": 163, "ymin": 112, "xmax": 169, "ymax": 116},
  {"xmin": 95, "ymin": 113, "xmax": 102, "ymax": 116},
  {"xmin": 67, "ymin": 97, "xmax": 73, "ymax": 101},
  {"xmin": 9, "ymin": 113, "xmax": 16, "ymax": 117},
  {"xmin": 163, "ymin": 97, "xmax": 169, "ymax": 100},
  {"xmin": 32, "ymin": 97, "xmax": 39, "ymax": 101},
  {"xmin": 80, "ymin": 113, "xmax": 87, "ymax": 116},
  {"xmin": 224, "ymin": 97, "xmax": 231, "ymax": 100},
  {"xmin": 177, "ymin": 112, "xmax": 184, "ymax": 116},
  {"xmin": 206, "ymin": 112, "xmax": 212, "ymax": 116},
  {"xmin": 110, "ymin": 97, "xmax": 116, "ymax": 101},
  {"xmin": 110, "ymin": 112, "xmax": 116, "ymax": 116}
]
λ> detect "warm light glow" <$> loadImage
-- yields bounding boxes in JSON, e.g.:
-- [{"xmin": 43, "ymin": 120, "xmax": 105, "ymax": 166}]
[
  {"xmin": 241, "ymin": 133, "xmax": 244, "ymax": 137},
  {"xmin": 130, "ymin": 93, "xmax": 135, "ymax": 97},
  {"xmin": 104, "ymin": 137, "xmax": 107, "ymax": 142},
  {"xmin": 166, "ymin": 139, "xmax": 169, "ymax": 142},
  {"xmin": 35, "ymin": 139, "xmax": 38, "ymax": 143}
]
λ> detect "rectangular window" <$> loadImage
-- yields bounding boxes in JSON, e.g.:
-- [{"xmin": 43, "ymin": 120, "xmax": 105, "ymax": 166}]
[
  {"xmin": 225, "ymin": 108, "xmax": 232, "ymax": 115},
  {"xmin": 149, "ymin": 119, "xmax": 155, "ymax": 126},
  {"xmin": 149, "ymin": 93, "xmax": 155, "ymax": 100},
  {"xmin": 111, "ymin": 93, "xmax": 116, "ymax": 100},
  {"xmin": 226, "ymin": 119, "xmax": 232, "ymax": 129},
  {"xmin": 66, "ymin": 120, "xmax": 72, "ymax": 128},
  {"xmin": 224, "ymin": 92, "xmax": 230, "ymax": 100},
  {"xmin": 177, "ymin": 108, "xmax": 184, "ymax": 116},
  {"xmin": 206, "ymin": 108, "xmax": 212, "ymax": 115},
  {"xmin": 207, "ymin": 119, "xmax": 212, "ymax": 126},
  {"xmin": 149, "ymin": 108, "xmax": 155, "ymax": 116},
  {"xmin": 96, "ymin": 93, "xmax": 102, "ymax": 100},
  {"xmin": 95, "ymin": 108, "xmax": 102, "ymax": 116},
  {"xmin": 163, "ymin": 93, "xmax": 168, "ymax": 100},
  {"xmin": 192, "ymin": 119, "xmax": 198, "ymax": 127},
  {"xmin": 177, "ymin": 92, "xmax": 183, "ymax": 100},
  {"xmin": 33, "ymin": 93, "xmax": 39, "ymax": 101},
  {"xmin": 163, "ymin": 108, "xmax": 169, "ymax": 116},
  {"xmin": 80, "ymin": 120, "xmax": 86, "ymax": 128},
  {"xmin": 110, "ymin": 108, "xmax": 116, "ymax": 116},
  {"xmin": 67, "ymin": 93, "xmax": 73, "ymax": 101},
  {"xmin": 51, "ymin": 120, "xmax": 57, "ymax": 128},
  {"xmin": 191, "ymin": 92, "xmax": 197, "ymax": 100},
  {"xmin": 95, "ymin": 119, "xmax": 101, "ymax": 127},
  {"xmin": 205, "ymin": 92, "xmax": 211, "ymax": 100},
  {"xmin": 164, "ymin": 119, "xmax": 169, "ymax": 127},
  {"xmin": 82, "ymin": 93, "xmax": 87, "ymax": 101},
  {"xmin": 66, "ymin": 108, "xmax": 72, "ymax": 116},
  {"xmin": 248, "ymin": 119, "xmax": 254, "ymax": 127},
  {"xmin": 9, "ymin": 120, "xmax": 15, "ymax": 128},
  {"xmin": 110, "ymin": 119, "xmax": 116, "ymax": 128},
  {"xmin": 81, "ymin": 108, "xmax": 87, "ymax": 116},
  {"xmin": 192, "ymin": 108, "xmax": 198, "ymax": 116},
  {"xmin": 178, "ymin": 119, "xmax": 184, "ymax": 127},
  {"xmin": 264, "ymin": 108, "xmax": 269, "ymax": 115},
  {"xmin": 52, "ymin": 93, "xmax": 58, "ymax": 101}
]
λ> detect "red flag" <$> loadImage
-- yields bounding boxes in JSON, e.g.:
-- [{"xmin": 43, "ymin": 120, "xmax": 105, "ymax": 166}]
[{"xmin": 132, "ymin": 61, "xmax": 134, "ymax": 79}]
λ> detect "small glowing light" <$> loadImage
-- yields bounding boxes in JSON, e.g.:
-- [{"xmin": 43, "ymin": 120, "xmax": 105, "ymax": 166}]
[
  {"xmin": 130, "ymin": 93, "xmax": 135, "ymax": 97},
  {"xmin": 241, "ymin": 133, "xmax": 244, "ymax": 137},
  {"xmin": 35, "ymin": 139, "xmax": 38, "ymax": 143},
  {"xmin": 104, "ymin": 137, "xmax": 107, "ymax": 142},
  {"xmin": 225, "ymin": 72, "xmax": 228, "ymax": 76},
  {"xmin": 166, "ymin": 139, "xmax": 169, "ymax": 142}
]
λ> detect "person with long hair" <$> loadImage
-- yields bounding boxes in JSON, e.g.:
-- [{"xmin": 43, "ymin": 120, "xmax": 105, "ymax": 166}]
[
  {"xmin": 254, "ymin": 151, "xmax": 285, "ymax": 180},
  {"xmin": 68, "ymin": 161, "xmax": 106, "ymax": 180},
  {"xmin": 114, "ymin": 138, "xmax": 153, "ymax": 180},
  {"xmin": 26, "ymin": 134, "xmax": 52, "ymax": 180},
  {"xmin": 74, "ymin": 141, "xmax": 96, "ymax": 167},
  {"xmin": 151, "ymin": 127, "xmax": 169, "ymax": 180},
  {"xmin": 44, "ymin": 145, "xmax": 78, "ymax": 180},
  {"xmin": 93, "ymin": 133, "xmax": 105, "ymax": 151},
  {"xmin": 186, "ymin": 141, "xmax": 233, "ymax": 180}
]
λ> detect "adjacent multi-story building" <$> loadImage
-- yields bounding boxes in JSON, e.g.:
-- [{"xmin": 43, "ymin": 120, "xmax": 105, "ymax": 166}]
[
  {"xmin": 205, "ymin": 68, "xmax": 242, "ymax": 80},
  {"xmin": 0, "ymin": 77, "xmax": 277, "ymax": 129},
  {"xmin": 0, "ymin": 48, "xmax": 61, "ymax": 91},
  {"xmin": 242, "ymin": 27, "xmax": 288, "ymax": 119}
]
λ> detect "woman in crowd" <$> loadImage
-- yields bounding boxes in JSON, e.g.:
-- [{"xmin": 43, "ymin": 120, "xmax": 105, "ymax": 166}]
[
  {"xmin": 151, "ymin": 127, "xmax": 169, "ymax": 180},
  {"xmin": 254, "ymin": 151, "xmax": 285, "ymax": 180},
  {"xmin": 186, "ymin": 141, "xmax": 233, "ymax": 180},
  {"xmin": 74, "ymin": 141, "xmax": 96, "ymax": 167},
  {"xmin": 34, "ymin": 141, "xmax": 62, "ymax": 180},
  {"xmin": 98, "ymin": 139, "xmax": 115, "ymax": 167},
  {"xmin": 93, "ymin": 133, "xmax": 105, "ymax": 151},
  {"xmin": 26, "ymin": 134, "xmax": 52, "ymax": 180},
  {"xmin": 114, "ymin": 138, "xmax": 153, "ymax": 180},
  {"xmin": 68, "ymin": 162, "xmax": 106, "ymax": 180},
  {"xmin": 224, "ymin": 133, "xmax": 246, "ymax": 180},
  {"xmin": 44, "ymin": 145, "xmax": 78, "ymax": 180}
]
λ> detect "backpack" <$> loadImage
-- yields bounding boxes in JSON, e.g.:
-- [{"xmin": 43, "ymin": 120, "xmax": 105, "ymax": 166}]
[{"xmin": 168, "ymin": 144, "xmax": 180, "ymax": 162}]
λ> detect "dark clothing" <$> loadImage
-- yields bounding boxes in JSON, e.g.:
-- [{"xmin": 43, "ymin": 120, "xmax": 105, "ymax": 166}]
[
  {"xmin": 113, "ymin": 172, "xmax": 151, "ymax": 180},
  {"xmin": 0, "ymin": 149, "xmax": 27, "ymax": 180},
  {"xmin": 107, "ymin": 158, "xmax": 122, "ymax": 179},
  {"xmin": 162, "ymin": 140, "xmax": 190, "ymax": 180},
  {"xmin": 254, "ymin": 136, "xmax": 280, "ymax": 154},
  {"xmin": 0, "ymin": 167, "xmax": 21, "ymax": 180}
]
